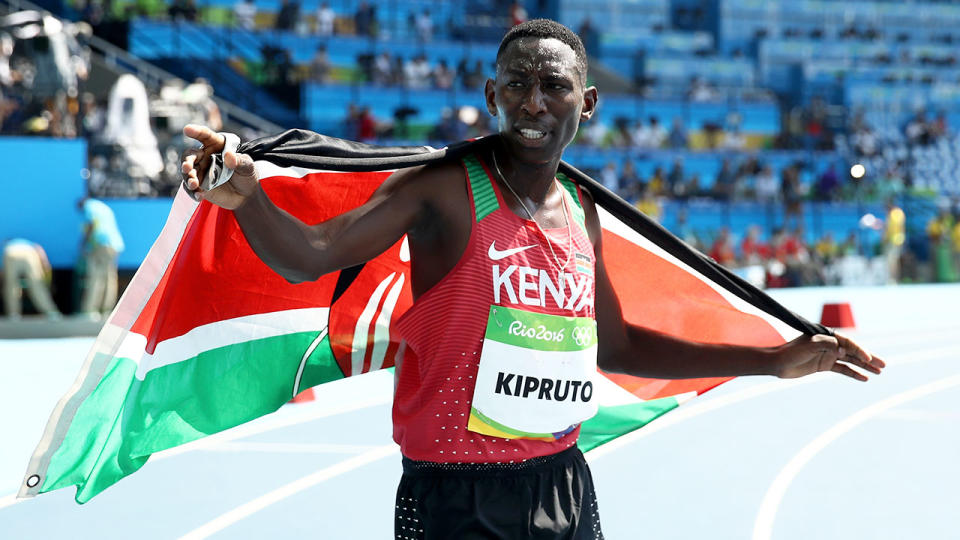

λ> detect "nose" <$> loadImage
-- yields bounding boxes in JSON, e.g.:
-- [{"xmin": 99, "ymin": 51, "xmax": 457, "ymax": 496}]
[{"xmin": 520, "ymin": 83, "xmax": 546, "ymax": 117}]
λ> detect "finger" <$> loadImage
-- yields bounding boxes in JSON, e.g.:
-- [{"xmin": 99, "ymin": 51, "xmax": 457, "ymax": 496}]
[
  {"xmin": 841, "ymin": 354, "xmax": 883, "ymax": 375},
  {"xmin": 183, "ymin": 124, "xmax": 225, "ymax": 150},
  {"xmin": 181, "ymin": 152, "xmax": 198, "ymax": 174},
  {"xmin": 224, "ymin": 151, "xmax": 256, "ymax": 176},
  {"xmin": 831, "ymin": 362, "xmax": 868, "ymax": 381},
  {"xmin": 834, "ymin": 333, "xmax": 873, "ymax": 364}
]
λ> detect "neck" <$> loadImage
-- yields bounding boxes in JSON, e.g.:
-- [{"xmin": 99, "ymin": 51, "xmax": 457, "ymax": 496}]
[{"xmin": 493, "ymin": 143, "xmax": 561, "ymax": 204}]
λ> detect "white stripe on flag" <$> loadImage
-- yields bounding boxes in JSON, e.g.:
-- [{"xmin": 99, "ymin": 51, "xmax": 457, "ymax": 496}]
[
  {"xmin": 369, "ymin": 273, "xmax": 405, "ymax": 373},
  {"xmin": 134, "ymin": 308, "xmax": 330, "ymax": 379},
  {"xmin": 351, "ymin": 273, "xmax": 395, "ymax": 376}
]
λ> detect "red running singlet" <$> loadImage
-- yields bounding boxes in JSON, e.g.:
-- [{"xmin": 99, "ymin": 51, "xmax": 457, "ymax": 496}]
[{"xmin": 393, "ymin": 153, "xmax": 597, "ymax": 463}]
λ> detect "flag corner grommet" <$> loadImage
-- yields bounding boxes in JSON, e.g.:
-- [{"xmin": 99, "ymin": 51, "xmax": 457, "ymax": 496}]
[{"xmin": 26, "ymin": 475, "xmax": 40, "ymax": 488}]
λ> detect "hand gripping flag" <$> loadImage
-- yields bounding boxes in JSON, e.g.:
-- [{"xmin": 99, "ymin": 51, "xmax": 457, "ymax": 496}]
[{"xmin": 19, "ymin": 131, "xmax": 830, "ymax": 503}]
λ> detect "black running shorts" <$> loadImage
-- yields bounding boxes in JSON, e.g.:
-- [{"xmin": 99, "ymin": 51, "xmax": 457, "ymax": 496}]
[{"xmin": 394, "ymin": 446, "xmax": 604, "ymax": 539}]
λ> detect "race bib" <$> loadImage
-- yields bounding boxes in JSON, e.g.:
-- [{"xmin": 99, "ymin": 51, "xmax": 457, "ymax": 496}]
[{"xmin": 467, "ymin": 305, "xmax": 598, "ymax": 441}]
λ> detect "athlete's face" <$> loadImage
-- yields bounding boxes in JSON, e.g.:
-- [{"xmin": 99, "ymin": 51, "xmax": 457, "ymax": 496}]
[{"xmin": 485, "ymin": 37, "xmax": 598, "ymax": 165}]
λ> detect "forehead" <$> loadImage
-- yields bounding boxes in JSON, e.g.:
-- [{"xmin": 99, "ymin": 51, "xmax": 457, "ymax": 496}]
[{"xmin": 498, "ymin": 37, "xmax": 579, "ymax": 75}]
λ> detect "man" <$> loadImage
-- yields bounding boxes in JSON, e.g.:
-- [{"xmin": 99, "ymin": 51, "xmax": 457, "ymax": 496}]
[
  {"xmin": 182, "ymin": 19, "xmax": 883, "ymax": 539},
  {"xmin": 2, "ymin": 238, "xmax": 61, "ymax": 319},
  {"xmin": 78, "ymin": 198, "xmax": 125, "ymax": 318},
  {"xmin": 882, "ymin": 198, "xmax": 906, "ymax": 283}
]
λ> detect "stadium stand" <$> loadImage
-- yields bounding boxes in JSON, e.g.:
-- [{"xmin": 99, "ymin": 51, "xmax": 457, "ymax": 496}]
[{"xmin": 5, "ymin": 0, "xmax": 960, "ymax": 308}]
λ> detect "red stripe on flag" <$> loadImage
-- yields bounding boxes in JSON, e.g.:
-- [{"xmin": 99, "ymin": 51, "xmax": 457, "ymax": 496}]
[{"xmin": 599, "ymin": 230, "xmax": 786, "ymax": 400}]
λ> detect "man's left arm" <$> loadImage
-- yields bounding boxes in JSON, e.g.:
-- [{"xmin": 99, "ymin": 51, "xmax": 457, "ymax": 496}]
[{"xmin": 580, "ymin": 192, "xmax": 886, "ymax": 381}]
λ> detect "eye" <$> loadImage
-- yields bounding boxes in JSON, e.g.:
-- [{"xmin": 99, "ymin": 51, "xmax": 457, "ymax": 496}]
[{"xmin": 506, "ymin": 81, "xmax": 524, "ymax": 88}]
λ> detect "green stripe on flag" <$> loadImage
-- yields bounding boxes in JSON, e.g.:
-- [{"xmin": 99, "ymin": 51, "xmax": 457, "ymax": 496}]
[
  {"xmin": 41, "ymin": 331, "xmax": 341, "ymax": 503},
  {"xmin": 578, "ymin": 397, "xmax": 680, "ymax": 453}
]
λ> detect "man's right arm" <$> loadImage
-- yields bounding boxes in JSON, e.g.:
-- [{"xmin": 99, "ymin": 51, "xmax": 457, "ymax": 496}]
[{"xmin": 181, "ymin": 125, "xmax": 426, "ymax": 284}]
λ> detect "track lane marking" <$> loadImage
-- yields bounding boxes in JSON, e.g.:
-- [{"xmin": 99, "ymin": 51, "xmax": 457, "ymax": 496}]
[
  {"xmin": 587, "ymin": 343, "xmax": 959, "ymax": 463},
  {"xmin": 178, "ymin": 444, "xmax": 399, "ymax": 540},
  {"xmin": 752, "ymin": 372, "xmax": 960, "ymax": 540}
]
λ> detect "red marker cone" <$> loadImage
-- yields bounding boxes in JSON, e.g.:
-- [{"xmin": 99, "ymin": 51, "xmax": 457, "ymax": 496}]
[{"xmin": 820, "ymin": 302, "xmax": 856, "ymax": 329}]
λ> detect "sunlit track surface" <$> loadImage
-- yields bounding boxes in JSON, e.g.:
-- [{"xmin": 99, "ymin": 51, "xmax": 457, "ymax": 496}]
[{"xmin": 1, "ymin": 285, "xmax": 958, "ymax": 539}]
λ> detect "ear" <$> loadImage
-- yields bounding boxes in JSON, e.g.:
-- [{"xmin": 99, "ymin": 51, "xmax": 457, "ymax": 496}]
[
  {"xmin": 484, "ymin": 78, "xmax": 498, "ymax": 117},
  {"xmin": 580, "ymin": 86, "xmax": 599, "ymax": 122}
]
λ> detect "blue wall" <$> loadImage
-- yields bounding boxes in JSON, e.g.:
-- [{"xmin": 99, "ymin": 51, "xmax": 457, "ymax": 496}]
[
  {"xmin": 0, "ymin": 138, "xmax": 87, "ymax": 268},
  {"xmin": 0, "ymin": 138, "xmax": 174, "ymax": 269}
]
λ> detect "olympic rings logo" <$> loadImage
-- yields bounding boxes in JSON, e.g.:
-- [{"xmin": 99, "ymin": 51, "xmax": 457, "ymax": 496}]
[{"xmin": 571, "ymin": 326, "xmax": 595, "ymax": 347}]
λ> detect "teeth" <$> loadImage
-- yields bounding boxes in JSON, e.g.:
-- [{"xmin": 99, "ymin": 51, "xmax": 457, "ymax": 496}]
[{"xmin": 520, "ymin": 129, "xmax": 546, "ymax": 139}]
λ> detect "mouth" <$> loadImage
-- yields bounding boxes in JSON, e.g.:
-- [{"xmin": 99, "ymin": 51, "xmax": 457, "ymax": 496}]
[{"xmin": 515, "ymin": 127, "xmax": 548, "ymax": 142}]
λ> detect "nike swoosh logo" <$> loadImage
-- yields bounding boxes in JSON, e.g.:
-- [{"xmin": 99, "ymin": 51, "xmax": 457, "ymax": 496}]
[{"xmin": 488, "ymin": 242, "xmax": 537, "ymax": 261}]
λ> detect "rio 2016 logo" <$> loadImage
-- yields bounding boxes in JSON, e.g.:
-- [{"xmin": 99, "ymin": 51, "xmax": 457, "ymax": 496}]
[{"xmin": 571, "ymin": 326, "xmax": 595, "ymax": 347}]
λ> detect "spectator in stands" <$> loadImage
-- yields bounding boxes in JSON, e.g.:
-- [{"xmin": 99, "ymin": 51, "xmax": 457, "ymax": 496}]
[
  {"xmin": 633, "ymin": 117, "xmax": 665, "ymax": 148},
  {"xmin": 609, "ymin": 117, "xmax": 632, "ymax": 147},
  {"xmin": 462, "ymin": 59, "xmax": 486, "ymax": 89},
  {"xmin": 275, "ymin": 0, "xmax": 299, "ymax": 31},
  {"xmin": 852, "ymin": 124, "xmax": 877, "ymax": 157},
  {"xmin": 951, "ymin": 209, "xmax": 960, "ymax": 281},
  {"xmin": 578, "ymin": 17, "xmax": 599, "ymax": 57},
  {"xmin": 687, "ymin": 76, "xmax": 716, "ymax": 102},
  {"xmin": 2, "ymin": 238, "xmax": 60, "ymax": 320},
  {"xmin": 667, "ymin": 117, "xmax": 687, "ymax": 149},
  {"xmin": 722, "ymin": 126, "xmax": 746, "ymax": 151},
  {"xmin": 416, "ymin": 9, "xmax": 434, "ymax": 43},
  {"xmin": 634, "ymin": 184, "xmax": 661, "ymax": 222},
  {"xmin": 356, "ymin": 106, "xmax": 376, "ymax": 142},
  {"xmin": 648, "ymin": 166, "xmax": 667, "ymax": 197},
  {"xmin": 666, "ymin": 158, "xmax": 684, "ymax": 197},
  {"xmin": 390, "ymin": 55, "xmax": 405, "ymax": 86},
  {"xmin": 814, "ymin": 232, "xmax": 838, "ymax": 266},
  {"xmin": 926, "ymin": 207, "xmax": 954, "ymax": 282},
  {"xmin": 711, "ymin": 158, "xmax": 735, "ymax": 201},
  {"xmin": 316, "ymin": 2, "xmax": 335, "ymax": 36},
  {"xmin": 169, "ymin": 0, "xmax": 199, "ymax": 21},
  {"xmin": 509, "ymin": 1, "xmax": 528, "ymax": 27},
  {"xmin": 432, "ymin": 59, "xmax": 454, "ymax": 89},
  {"xmin": 740, "ymin": 226, "xmax": 769, "ymax": 266},
  {"xmin": 309, "ymin": 45, "xmax": 331, "ymax": 83},
  {"xmin": 882, "ymin": 199, "xmax": 906, "ymax": 283},
  {"xmin": 233, "ymin": 0, "xmax": 257, "ymax": 30},
  {"xmin": 581, "ymin": 112, "xmax": 606, "ymax": 147},
  {"xmin": 931, "ymin": 111, "xmax": 949, "ymax": 141},
  {"xmin": 875, "ymin": 165, "xmax": 904, "ymax": 201},
  {"xmin": 600, "ymin": 162, "xmax": 619, "ymax": 194},
  {"xmin": 755, "ymin": 165, "xmax": 779, "ymax": 204},
  {"xmin": 709, "ymin": 228, "xmax": 736, "ymax": 268},
  {"xmin": 78, "ymin": 198, "xmax": 125, "ymax": 319},
  {"xmin": 355, "ymin": 2, "xmax": 376, "ymax": 37},
  {"xmin": 905, "ymin": 110, "xmax": 931, "ymax": 146},
  {"xmin": 781, "ymin": 164, "xmax": 804, "ymax": 228},
  {"xmin": 371, "ymin": 52, "xmax": 392, "ymax": 85},
  {"xmin": 431, "ymin": 107, "xmax": 467, "ymax": 143},
  {"xmin": 813, "ymin": 164, "xmax": 840, "ymax": 201},
  {"xmin": 620, "ymin": 160, "xmax": 640, "ymax": 198},
  {"xmin": 404, "ymin": 54, "xmax": 432, "ymax": 89}
]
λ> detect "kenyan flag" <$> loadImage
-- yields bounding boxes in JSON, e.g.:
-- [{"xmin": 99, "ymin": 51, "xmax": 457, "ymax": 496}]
[{"xmin": 19, "ymin": 133, "xmax": 826, "ymax": 503}]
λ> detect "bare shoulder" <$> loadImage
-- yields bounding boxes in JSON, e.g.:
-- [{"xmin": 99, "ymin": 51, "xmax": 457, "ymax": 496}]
[{"xmin": 379, "ymin": 157, "xmax": 465, "ymax": 198}]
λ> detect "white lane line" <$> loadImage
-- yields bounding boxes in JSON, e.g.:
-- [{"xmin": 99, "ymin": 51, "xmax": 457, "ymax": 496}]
[
  {"xmin": 587, "ymin": 343, "xmax": 958, "ymax": 463},
  {"xmin": 200, "ymin": 442, "xmax": 378, "ymax": 454},
  {"xmin": 178, "ymin": 444, "xmax": 399, "ymax": 540},
  {"xmin": 752, "ymin": 372, "xmax": 960, "ymax": 540}
]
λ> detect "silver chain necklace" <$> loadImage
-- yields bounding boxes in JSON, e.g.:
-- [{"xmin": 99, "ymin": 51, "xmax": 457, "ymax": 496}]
[{"xmin": 491, "ymin": 150, "xmax": 574, "ymax": 278}]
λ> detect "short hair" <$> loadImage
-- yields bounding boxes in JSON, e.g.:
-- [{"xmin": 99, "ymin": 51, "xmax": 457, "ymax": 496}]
[{"xmin": 496, "ymin": 19, "xmax": 588, "ymax": 83}]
